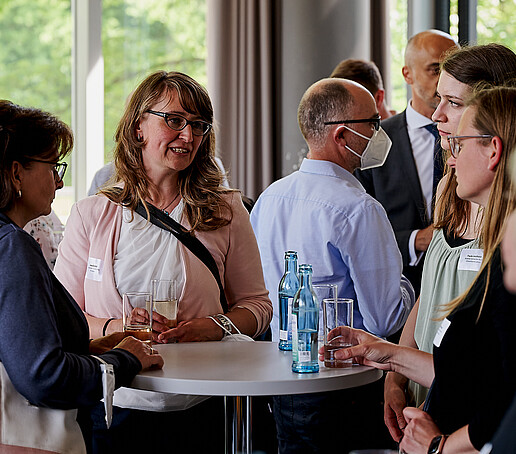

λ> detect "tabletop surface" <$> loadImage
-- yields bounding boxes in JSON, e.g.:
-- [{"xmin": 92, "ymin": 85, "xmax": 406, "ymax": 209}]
[{"xmin": 130, "ymin": 341, "xmax": 382, "ymax": 396}]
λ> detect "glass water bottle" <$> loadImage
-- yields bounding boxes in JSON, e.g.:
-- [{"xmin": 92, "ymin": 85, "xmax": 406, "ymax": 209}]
[
  {"xmin": 278, "ymin": 251, "xmax": 299, "ymax": 351},
  {"xmin": 292, "ymin": 264, "xmax": 319, "ymax": 373}
]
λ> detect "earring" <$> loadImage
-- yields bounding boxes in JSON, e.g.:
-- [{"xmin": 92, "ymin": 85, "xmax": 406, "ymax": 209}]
[
  {"xmin": 137, "ymin": 134, "xmax": 143, "ymax": 142},
  {"xmin": 17, "ymin": 189, "xmax": 22, "ymax": 198}
]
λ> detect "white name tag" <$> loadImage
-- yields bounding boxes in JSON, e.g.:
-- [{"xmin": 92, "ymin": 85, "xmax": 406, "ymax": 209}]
[
  {"xmin": 86, "ymin": 257, "xmax": 103, "ymax": 282},
  {"xmin": 433, "ymin": 318, "xmax": 451, "ymax": 348},
  {"xmin": 458, "ymin": 248, "xmax": 483, "ymax": 271}
]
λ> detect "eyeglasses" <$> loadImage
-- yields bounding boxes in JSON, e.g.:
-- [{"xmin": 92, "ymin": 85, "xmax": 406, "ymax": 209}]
[
  {"xmin": 324, "ymin": 115, "xmax": 381, "ymax": 131},
  {"xmin": 146, "ymin": 110, "xmax": 212, "ymax": 136},
  {"xmin": 447, "ymin": 135, "xmax": 493, "ymax": 158},
  {"xmin": 26, "ymin": 158, "xmax": 68, "ymax": 183}
]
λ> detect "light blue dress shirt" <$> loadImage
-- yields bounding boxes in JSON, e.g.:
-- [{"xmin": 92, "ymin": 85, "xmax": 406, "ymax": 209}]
[{"xmin": 251, "ymin": 158, "xmax": 414, "ymax": 340}]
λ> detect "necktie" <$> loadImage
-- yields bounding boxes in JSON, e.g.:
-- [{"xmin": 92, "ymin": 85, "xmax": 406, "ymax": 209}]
[{"xmin": 423, "ymin": 123, "xmax": 443, "ymax": 202}]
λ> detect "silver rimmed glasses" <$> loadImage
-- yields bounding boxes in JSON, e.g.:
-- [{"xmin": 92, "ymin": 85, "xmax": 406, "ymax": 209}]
[{"xmin": 447, "ymin": 135, "xmax": 493, "ymax": 158}]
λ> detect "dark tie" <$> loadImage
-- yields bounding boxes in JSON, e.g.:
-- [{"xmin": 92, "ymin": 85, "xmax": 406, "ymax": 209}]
[{"xmin": 423, "ymin": 123, "xmax": 443, "ymax": 202}]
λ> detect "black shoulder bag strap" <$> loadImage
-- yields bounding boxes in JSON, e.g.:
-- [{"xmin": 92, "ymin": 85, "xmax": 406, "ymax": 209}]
[{"xmin": 134, "ymin": 201, "xmax": 228, "ymax": 314}]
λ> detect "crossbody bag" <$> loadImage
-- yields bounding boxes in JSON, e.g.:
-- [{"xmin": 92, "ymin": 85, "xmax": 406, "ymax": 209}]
[{"xmin": 134, "ymin": 201, "xmax": 229, "ymax": 314}]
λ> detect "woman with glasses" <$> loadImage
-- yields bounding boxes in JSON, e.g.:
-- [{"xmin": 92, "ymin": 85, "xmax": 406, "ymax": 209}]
[
  {"xmin": 384, "ymin": 43, "xmax": 516, "ymax": 442},
  {"xmin": 329, "ymin": 86, "xmax": 516, "ymax": 454},
  {"xmin": 54, "ymin": 71, "xmax": 272, "ymax": 451},
  {"xmin": 0, "ymin": 100, "xmax": 162, "ymax": 452}
]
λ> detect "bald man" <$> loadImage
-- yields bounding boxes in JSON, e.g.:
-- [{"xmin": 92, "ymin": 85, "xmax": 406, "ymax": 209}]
[
  {"xmin": 356, "ymin": 29, "xmax": 458, "ymax": 296},
  {"xmin": 251, "ymin": 78, "xmax": 414, "ymax": 453}
]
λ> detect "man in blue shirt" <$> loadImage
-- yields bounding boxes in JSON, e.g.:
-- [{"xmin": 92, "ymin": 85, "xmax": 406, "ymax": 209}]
[{"xmin": 251, "ymin": 78, "xmax": 415, "ymax": 453}]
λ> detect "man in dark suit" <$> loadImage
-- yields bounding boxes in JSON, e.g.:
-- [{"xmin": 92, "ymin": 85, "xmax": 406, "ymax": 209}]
[{"xmin": 356, "ymin": 29, "xmax": 457, "ymax": 295}]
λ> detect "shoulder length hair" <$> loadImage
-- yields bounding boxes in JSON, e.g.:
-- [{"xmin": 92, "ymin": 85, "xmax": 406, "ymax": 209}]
[
  {"xmin": 0, "ymin": 100, "xmax": 73, "ymax": 212},
  {"xmin": 101, "ymin": 70, "xmax": 234, "ymax": 231}
]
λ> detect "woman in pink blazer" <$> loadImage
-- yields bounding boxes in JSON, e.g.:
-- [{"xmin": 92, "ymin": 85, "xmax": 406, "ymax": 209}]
[{"xmin": 55, "ymin": 71, "xmax": 272, "ymax": 452}]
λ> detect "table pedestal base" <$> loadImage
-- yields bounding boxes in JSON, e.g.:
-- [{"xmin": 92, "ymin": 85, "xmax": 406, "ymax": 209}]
[{"xmin": 225, "ymin": 396, "xmax": 252, "ymax": 454}]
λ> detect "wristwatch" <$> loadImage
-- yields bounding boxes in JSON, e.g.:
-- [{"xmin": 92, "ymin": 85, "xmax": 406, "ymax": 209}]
[{"xmin": 428, "ymin": 434, "xmax": 447, "ymax": 454}]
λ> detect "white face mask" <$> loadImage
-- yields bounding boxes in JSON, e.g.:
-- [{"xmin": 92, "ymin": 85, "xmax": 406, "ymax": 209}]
[{"xmin": 343, "ymin": 126, "xmax": 392, "ymax": 170}]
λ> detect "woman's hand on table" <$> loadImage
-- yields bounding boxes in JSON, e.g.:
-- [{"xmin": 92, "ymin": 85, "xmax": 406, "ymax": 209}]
[
  {"xmin": 399, "ymin": 407, "xmax": 441, "ymax": 454},
  {"xmin": 89, "ymin": 332, "xmax": 127, "ymax": 354},
  {"xmin": 157, "ymin": 317, "xmax": 224, "ymax": 343},
  {"xmin": 114, "ymin": 336, "xmax": 164, "ymax": 371}
]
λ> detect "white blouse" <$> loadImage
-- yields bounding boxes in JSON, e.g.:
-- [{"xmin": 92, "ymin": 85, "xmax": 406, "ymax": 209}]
[{"xmin": 113, "ymin": 200, "xmax": 185, "ymax": 299}]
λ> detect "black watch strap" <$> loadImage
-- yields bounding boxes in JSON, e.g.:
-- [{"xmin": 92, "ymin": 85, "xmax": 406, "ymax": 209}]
[{"xmin": 428, "ymin": 434, "xmax": 447, "ymax": 454}]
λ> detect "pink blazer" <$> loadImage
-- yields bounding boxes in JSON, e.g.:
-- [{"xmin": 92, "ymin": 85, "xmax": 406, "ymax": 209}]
[{"xmin": 55, "ymin": 193, "xmax": 272, "ymax": 336}]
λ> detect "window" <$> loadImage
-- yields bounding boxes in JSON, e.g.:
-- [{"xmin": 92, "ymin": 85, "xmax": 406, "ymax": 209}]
[
  {"xmin": 102, "ymin": 0, "xmax": 207, "ymax": 162},
  {"xmin": 476, "ymin": 0, "xmax": 516, "ymax": 50},
  {"xmin": 0, "ymin": 0, "xmax": 72, "ymax": 220},
  {"xmin": 0, "ymin": 0, "xmax": 206, "ymax": 222},
  {"xmin": 389, "ymin": 0, "xmax": 408, "ymax": 114}
]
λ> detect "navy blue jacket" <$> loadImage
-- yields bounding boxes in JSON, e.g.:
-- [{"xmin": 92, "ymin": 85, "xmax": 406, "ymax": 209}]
[{"xmin": 0, "ymin": 212, "xmax": 140, "ymax": 409}]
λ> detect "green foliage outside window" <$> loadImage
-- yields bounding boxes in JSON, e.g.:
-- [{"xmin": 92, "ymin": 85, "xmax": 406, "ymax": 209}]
[
  {"xmin": 0, "ymin": 0, "xmax": 72, "ymax": 124},
  {"xmin": 476, "ymin": 0, "xmax": 516, "ymax": 50},
  {"xmin": 102, "ymin": 0, "xmax": 207, "ymax": 162},
  {"xmin": 0, "ymin": 0, "xmax": 207, "ymax": 169},
  {"xmin": 389, "ymin": 0, "xmax": 515, "ymax": 114}
]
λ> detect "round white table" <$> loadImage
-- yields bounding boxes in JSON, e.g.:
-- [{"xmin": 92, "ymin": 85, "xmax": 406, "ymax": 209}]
[{"xmin": 130, "ymin": 341, "xmax": 382, "ymax": 453}]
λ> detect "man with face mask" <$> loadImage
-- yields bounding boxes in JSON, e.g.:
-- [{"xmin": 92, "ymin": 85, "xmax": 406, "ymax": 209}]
[
  {"xmin": 356, "ymin": 30, "xmax": 458, "ymax": 296},
  {"xmin": 250, "ymin": 78, "xmax": 415, "ymax": 454}
]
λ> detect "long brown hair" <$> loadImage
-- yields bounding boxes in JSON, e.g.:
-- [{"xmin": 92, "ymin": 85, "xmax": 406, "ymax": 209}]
[
  {"xmin": 434, "ymin": 44, "xmax": 516, "ymax": 237},
  {"xmin": 101, "ymin": 71, "xmax": 234, "ymax": 231},
  {"xmin": 443, "ymin": 86, "xmax": 516, "ymax": 318}
]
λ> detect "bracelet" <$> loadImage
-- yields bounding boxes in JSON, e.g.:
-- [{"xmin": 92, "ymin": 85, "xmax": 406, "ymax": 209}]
[
  {"xmin": 213, "ymin": 314, "xmax": 233, "ymax": 337},
  {"xmin": 102, "ymin": 318, "xmax": 115, "ymax": 336}
]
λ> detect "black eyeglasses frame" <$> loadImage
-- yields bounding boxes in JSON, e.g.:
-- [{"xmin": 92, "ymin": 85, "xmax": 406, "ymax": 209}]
[
  {"xmin": 25, "ymin": 158, "xmax": 68, "ymax": 183},
  {"xmin": 324, "ymin": 116, "xmax": 381, "ymax": 131},
  {"xmin": 146, "ymin": 110, "xmax": 212, "ymax": 136}
]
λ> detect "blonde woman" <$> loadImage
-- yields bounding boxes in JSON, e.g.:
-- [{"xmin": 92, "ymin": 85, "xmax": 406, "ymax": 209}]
[{"xmin": 323, "ymin": 86, "xmax": 516, "ymax": 454}]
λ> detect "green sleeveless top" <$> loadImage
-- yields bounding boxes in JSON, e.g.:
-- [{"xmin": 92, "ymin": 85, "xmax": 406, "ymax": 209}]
[{"xmin": 409, "ymin": 228, "xmax": 481, "ymax": 406}]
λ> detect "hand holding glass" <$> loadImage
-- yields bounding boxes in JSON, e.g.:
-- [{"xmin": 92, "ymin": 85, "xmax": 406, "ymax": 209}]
[
  {"xmin": 151, "ymin": 279, "xmax": 178, "ymax": 329},
  {"xmin": 122, "ymin": 292, "xmax": 152, "ymax": 346},
  {"xmin": 323, "ymin": 298, "xmax": 353, "ymax": 368}
]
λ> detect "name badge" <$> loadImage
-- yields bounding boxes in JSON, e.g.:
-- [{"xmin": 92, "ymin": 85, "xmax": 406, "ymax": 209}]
[
  {"xmin": 458, "ymin": 248, "xmax": 483, "ymax": 272},
  {"xmin": 433, "ymin": 318, "xmax": 451, "ymax": 348},
  {"xmin": 86, "ymin": 257, "xmax": 103, "ymax": 282}
]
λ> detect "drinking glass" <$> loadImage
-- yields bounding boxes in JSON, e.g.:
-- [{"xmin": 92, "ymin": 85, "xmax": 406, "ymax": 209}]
[
  {"xmin": 122, "ymin": 292, "xmax": 152, "ymax": 345},
  {"xmin": 312, "ymin": 284, "xmax": 338, "ymax": 347},
  {"xmin": 151, "ymin": 279, "xmax": 178, "ymax": 328},
  {"xmin": 323, "ymin": 298, "xmax": 353, "ymax": 368}
]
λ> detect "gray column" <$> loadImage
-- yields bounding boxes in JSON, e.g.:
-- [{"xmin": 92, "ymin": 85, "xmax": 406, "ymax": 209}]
[{"xmin": 277, "ymin": 0, "xmax": 371, "ymax": 177}]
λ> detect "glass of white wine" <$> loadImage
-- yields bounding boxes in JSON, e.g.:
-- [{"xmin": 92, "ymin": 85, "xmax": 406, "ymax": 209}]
[
  {"xmin": 122, "ymin": 291, "xmax": 152, "ymax": 346},
  {"xmin": 151, "ymin": 279, "xmax": 178, "ymax": 329}
]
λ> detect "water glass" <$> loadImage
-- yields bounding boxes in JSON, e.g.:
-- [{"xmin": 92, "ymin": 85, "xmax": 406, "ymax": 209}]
[
  {"xmin": 323, "ymin": 298, "xmax": 353, "ymax": 368},
  {"xmin": 151, "ymin": 279, "xmax": 178, "ymax": 328},
  {"xmin": 312, "ymin": 284, "xmax": 338, "ymax": 346},
  {"xmin": 122, "ymin": 292, "xmax": 152, "ymax": 345}
]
